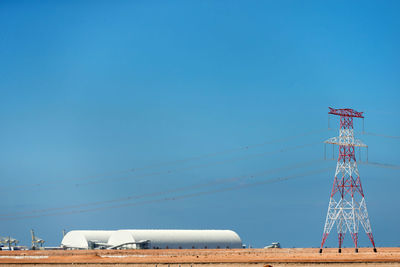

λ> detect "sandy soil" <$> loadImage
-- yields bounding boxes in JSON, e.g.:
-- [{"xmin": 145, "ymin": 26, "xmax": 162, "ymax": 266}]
[{"xmin": 0, "ymin": 247, "xmax": 399, "ymax": 266}]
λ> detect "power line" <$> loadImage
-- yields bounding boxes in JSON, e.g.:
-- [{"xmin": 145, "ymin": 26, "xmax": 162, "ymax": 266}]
[
  {"xmin": 76, "ymin": 142, "xmax": 320, "ymax": 187},
  {"xmin": 0, "ymin": 159, "xmax": 325, "ymax": 218},
  {"xmin": 0, "ymin": 166, "xmax": 331, "ymax": 221},
  {"xmin": 3, "ymin": 129, "xmax": 327, "ymax": 190},
  {"xmin": 363, "ymin": 131, "xmax": 400, "ymax": 140},
  {"xmin": 325, "ymin": 158, "xmax": 400, "ymax": 170},
  {"xmin": 359, "ymin": 161, "xmax": 400, "ymax": 170}
]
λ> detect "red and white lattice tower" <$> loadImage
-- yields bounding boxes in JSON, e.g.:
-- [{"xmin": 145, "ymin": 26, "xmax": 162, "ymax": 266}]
[{"xmin": 319, "ymin": 107, "xmax": 377, "ymax": 253}]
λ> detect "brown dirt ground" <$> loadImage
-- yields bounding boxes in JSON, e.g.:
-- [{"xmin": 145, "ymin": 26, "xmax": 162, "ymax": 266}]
[{"xmin": 0, "ymin": 247, "xmax": 399, "ymax": 266}]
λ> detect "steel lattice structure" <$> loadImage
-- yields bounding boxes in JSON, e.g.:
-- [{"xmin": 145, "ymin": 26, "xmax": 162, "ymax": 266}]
[{"xmin": 319, "ymin": 107, "xmax": 377, "ymax": 253}]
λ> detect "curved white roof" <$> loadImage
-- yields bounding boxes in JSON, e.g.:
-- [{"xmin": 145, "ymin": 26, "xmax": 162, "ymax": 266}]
[
  {"xmin": 107, "ymin": 229, "xmax": 242, "ymax": 249},
  {"xmin": 61, "ymin": 230, "xmax": 115, "ymax": 249}
]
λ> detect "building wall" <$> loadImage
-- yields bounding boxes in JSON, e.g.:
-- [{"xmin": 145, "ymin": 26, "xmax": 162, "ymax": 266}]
[{"xmin": 107, "ymin": 229, "xmax": 242, "ymax": 249}]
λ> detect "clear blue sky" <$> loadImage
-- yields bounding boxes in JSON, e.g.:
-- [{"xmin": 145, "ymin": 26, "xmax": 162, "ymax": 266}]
[{"xmin": 0, "ymin": 0, "xmax": 399, "ymax": 248}]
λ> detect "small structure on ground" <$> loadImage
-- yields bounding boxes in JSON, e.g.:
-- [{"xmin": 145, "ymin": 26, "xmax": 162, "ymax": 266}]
[
  {"xmin": 31, "ymin": 229, "xmax": 45, "ymax": 250},
  {"xmin": 264, "ymin": 242, "xmax": 281, "ymax": 248}
]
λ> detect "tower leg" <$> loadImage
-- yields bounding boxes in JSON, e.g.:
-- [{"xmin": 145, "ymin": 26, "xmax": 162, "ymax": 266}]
[
  {"xmin": 351, "ymin": 233, "xmax": 358, "ymax": 253},
  {"xmin": 367, "ymin": 233, "xmax": 377, "ymax": 252},
  {"xmin": 338, "ymin": 233, "xmax": 345, "ymax": 253},
  {"xmin": 320, "ymin": 233, "xmax": 329, "ymax": 253}
]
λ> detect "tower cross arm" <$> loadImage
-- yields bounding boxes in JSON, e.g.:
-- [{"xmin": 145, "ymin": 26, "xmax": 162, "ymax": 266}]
[
  {"xmin": 324, "ymin": 137, "xmax": 367, "ymax": 147},
  {"xmin": 328, "ymin": 107, "xmax": 364, "ymax": 118}
]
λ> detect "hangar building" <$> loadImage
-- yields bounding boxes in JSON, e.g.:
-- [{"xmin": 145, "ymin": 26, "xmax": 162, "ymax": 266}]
[
  {"xmin": 61, "ymin": 230, "xmax": 115, "ymax": 249},
  {"xmin": 107, "ymin": 229, "xmax": 242, "ymax": 249},
  {"xmin": 61, "ymin": 229, "xmax": 242, "ymax": 250}
]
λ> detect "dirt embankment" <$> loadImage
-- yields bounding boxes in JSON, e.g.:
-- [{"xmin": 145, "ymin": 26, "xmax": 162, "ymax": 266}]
[{"xmin": 0, "ymin": 247, "xmax": 399, "ymax": 266}]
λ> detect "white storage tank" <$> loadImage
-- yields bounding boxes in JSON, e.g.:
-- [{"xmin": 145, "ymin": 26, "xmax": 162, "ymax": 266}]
[
  {"xmin": 107, "ymin": 229, "xmax": 242, "ymax": 249},
  {"xmin": 61, "ymin": 230, "xmax": 115, "ymax": 249}
]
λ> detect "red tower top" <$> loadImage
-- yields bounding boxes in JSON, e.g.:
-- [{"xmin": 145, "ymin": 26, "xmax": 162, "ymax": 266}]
[
  {"xmin": 329, "ymin": 107, "xmax": 364, "ymax": 130},
  {"xmin": 328, "ymin": 107, "xmax": 364, "ymax": 118}
]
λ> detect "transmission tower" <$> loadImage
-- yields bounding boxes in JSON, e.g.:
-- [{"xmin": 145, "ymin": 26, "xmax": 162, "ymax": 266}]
[{"xmin": 319, "ymin": 107, "xmax": 376, "ymax": 253}]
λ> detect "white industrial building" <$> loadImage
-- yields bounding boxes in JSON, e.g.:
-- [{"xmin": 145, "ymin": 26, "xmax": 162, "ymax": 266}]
[
  {"xmin": 61, "ymin": 229, "xmax": 242, "ymax": 250},
  {"xmin": 61, "ymin": 230, "xmax": 115, "ymax": 249},
  {"xmin": 108, "ymin": 229, "xmax": 242, "ymax": 249}
]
